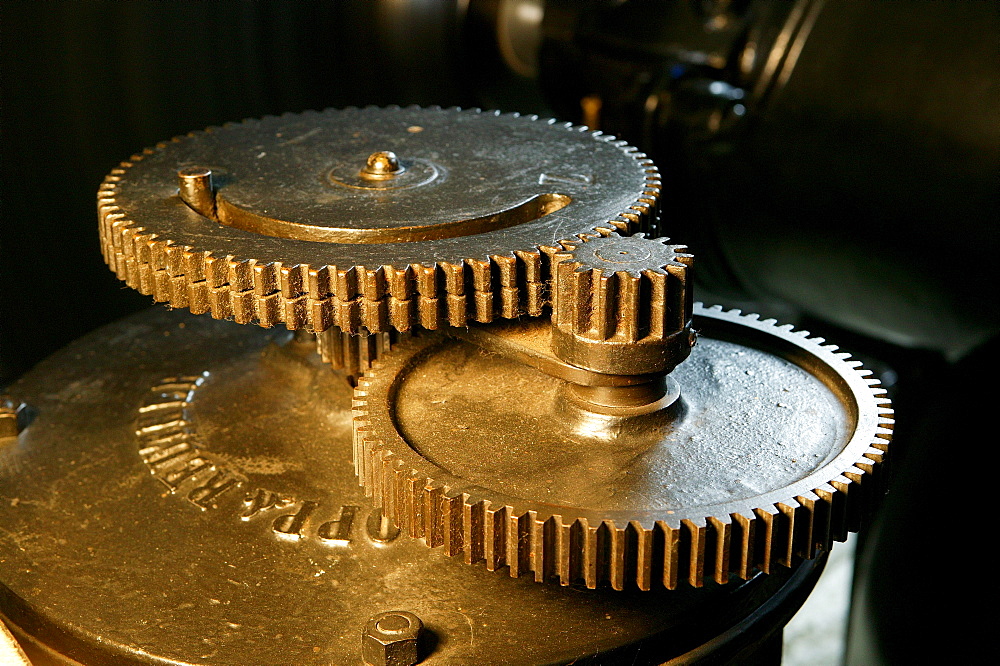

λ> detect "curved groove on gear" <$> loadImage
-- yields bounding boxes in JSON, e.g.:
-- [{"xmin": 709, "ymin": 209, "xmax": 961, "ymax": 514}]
[
  {"xmin": 351, "ymin": 304, "xmax": 893, "ymax": 591},
  {"xmin": 98, "ymin": 106, "xmax": 662, "ymax": 334}
]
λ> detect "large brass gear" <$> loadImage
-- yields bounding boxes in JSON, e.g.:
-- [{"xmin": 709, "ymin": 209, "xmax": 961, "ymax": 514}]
[
  {"xmin": 98, "ymin": 106, "xmax": 661, "ymax": 334},
  {"xmin": 352, "ymin": 304, "xmax": 893, "ymax": 591}
]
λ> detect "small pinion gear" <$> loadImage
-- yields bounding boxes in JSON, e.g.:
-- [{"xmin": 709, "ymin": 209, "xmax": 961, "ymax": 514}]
[{"xmin": 551, "ymin": 233, "xmax": 694, "ymax": 374}]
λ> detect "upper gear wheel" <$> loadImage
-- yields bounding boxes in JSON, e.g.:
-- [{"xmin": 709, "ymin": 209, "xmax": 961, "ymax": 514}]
[
  {"xmin": 98, "ymin": 106, "xmax": 661, "ymax": 334},
  {"xmin": 352, "ymin": 303, "xmax": 893, "ymax": 591}
]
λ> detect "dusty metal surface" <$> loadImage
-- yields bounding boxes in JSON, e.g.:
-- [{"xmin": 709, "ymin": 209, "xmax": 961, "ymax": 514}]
[
  {"xmin": 354, "ymin": 303, "xmax": 892, "ymax": 590},
  {"xmin": 0, "ymin": 308, "xmax": 826, "ymax": 665},
  {"xmin": 98, "ymin": 106, "xmax": 661, "ymax": 333}
]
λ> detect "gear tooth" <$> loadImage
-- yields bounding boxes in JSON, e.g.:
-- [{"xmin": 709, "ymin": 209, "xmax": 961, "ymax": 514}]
[
  {"xmin": 441, "ymin": 493, "xmax": 466, "ymax": 557},
  {"xmin": 529, "ymin": 513, "xmax": 547, "ymax": 583},
  {"xmin": 792, "ymin": 494, "xmax": 820, "ymax": 559},
  {"xmin": 581, "ymin": 519, "xmax": 601, "ymax": 589},
  {"xmin": 774, "ymin": 501, "xmax": 800, "ymax": 568},
  {"xmin": 658, "ymin": 520, "xmax": 682, "ymax": 590},
  {"xmin": 605, "ymin": 521, "xmax": 628, "ymax": 591},
  {"xmin": 607, "ymin": 217, "xmax": 630, "ymax": 233},
  {"xmin": 752, "ymin": 506, "xmax": 780, "ymax": 574},
  {"xmin": 707, "ymin": 515, "xmax": 733, "ymax": 585},
  {"xmin": 682, "ymin": 518, "xmax": 708, "ymax": 588},
  {"xmin": 484, "ymin": 503, "xmax": 508, "ymax": 572},
  {"xmin": 633, "ymin": 522, "xmax": 656, "ymax": 591},
  {"xmin": 461, "ymin": 498, "xmax": 485, "ymax": 565},
  {"xmin": 553, "ymin": 517, "xmax": 572, "ymax": 586},
  {"xmin": 423, "ymin": 485, "xmax": 445, "ymax": 548},
  {"xmin": 731, "ymin": 512, "xmax": 756, "ymax": 580}
]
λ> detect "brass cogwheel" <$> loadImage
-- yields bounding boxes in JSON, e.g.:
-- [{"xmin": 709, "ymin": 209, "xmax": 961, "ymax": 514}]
[
  {"xmin": 551, "ymin": 233, "xmax": 694, "ymax": 376},
  {"xmin": 98, "ymin": 106, "xmax": 661, "ymax": 333},
  {"xmin": 352, "ymin": 304, "xmax": 892, "ymax": 591}
]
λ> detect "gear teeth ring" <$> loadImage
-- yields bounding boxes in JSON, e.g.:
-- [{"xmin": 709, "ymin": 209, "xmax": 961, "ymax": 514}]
[
  {"xmin": 351, "ymin": 304, "xmax": 893, "ymax": 591},
  {"xmin": 98, "ymin": 107, "xmax": 662, "ymax": 334}
]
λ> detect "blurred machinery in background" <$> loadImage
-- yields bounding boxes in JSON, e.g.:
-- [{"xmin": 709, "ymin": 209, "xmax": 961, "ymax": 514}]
[{"xmin": 1, "ymin": 1, "xmax": 996, "ymax": 664}]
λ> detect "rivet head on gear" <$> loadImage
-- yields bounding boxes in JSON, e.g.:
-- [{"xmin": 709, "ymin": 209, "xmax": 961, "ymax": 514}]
[
  {"xmin": 98, "ymin": 106, "xmax": 662, "ymax": 335},
  {"xmin": 360, "ymin": 151, "xmax": 405, "ymax": 180}
]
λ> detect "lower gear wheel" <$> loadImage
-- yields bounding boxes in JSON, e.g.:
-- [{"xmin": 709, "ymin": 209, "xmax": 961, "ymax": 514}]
[{"xmin": 352, "ymin": 304, "xmax": 892, "ymax": 590}]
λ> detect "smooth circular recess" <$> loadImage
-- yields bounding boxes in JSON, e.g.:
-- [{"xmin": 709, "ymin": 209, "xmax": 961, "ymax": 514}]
[{"xmin": 396, "ymin": 335, "xmax": 847, "ymax": 512}]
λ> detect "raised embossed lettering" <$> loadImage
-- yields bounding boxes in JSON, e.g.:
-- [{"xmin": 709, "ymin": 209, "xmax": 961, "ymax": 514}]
[
  {"xmin": 188, "ymin": 470, "xmax": 243, "ymax": 509},
  {"xmin": 317, "ymin": 505, "xmax": 359, "ymax": 545},
  {"xmin": 272, "ymin": 501, "xmax": 320, "ymax": 540},
  {"xmin": 137, "ymin": 375, "xmax": 360, "ymax": 547},
  {"xmin": 241, "ymin": 488, "xmax": 293, "ymax": 520},
  {"xmin": 141, "ymin": 440, "xmax": 197, "ymax": 469},
  {"xmin": 159, "ymin": 455, "xmax": 214, "ymax": 490}
]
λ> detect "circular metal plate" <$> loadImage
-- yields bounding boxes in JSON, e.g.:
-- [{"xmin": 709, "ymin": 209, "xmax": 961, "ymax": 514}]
[{"xmin": 1, "ymin": 309, "xmax": 822, "ymax": 665}]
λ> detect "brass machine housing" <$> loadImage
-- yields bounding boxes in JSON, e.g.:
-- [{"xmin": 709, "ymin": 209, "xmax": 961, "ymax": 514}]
[{"xmin": 0, "ymin": 106, "xmax": 891, "ymax": 665}]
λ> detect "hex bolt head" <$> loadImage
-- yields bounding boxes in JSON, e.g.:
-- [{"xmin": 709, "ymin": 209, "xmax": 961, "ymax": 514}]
[{"xmin": 362, "ymin": 611, "xmax": 422, "ymax": 666}]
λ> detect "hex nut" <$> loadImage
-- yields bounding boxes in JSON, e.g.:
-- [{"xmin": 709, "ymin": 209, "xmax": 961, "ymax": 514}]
[{"xmin": 362, "ymin": 611, "xmax": 423, "ymax": 666}]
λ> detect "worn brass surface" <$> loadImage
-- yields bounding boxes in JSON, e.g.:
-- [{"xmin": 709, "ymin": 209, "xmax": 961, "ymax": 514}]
[
  {"xmin": 1, "ymin": 309, "xmax": 827, "ymax": 665},
  {"xmin": 353, "ymin": 304, "xmax": 892, "ymax": 591},
  {"xmin": 451, "ymin": 318, "xmax": 680, "ymax": 415},
  {"xmin": 99, "ymin": 106, "xmax": 661, "ymax": 333},
  {"xmin": 451, "ymin": 319, "xmax": 663, "ymax": 387}
]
